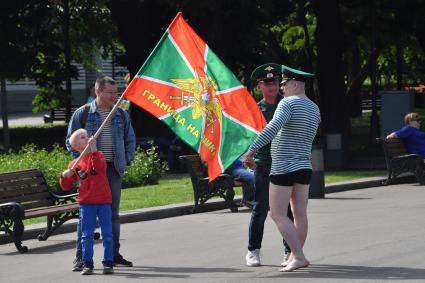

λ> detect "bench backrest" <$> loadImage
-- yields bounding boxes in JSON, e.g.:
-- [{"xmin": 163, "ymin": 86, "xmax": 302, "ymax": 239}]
[
  {"xmin": 383, "ymin": 138, "xmax": 409, "ymax": 158},
  {"xmin": 50, "ymin": 107, "xmax": 79, "ymax": 120},
  {"xmin": 179, "ymin": 155, "xmax": 208, "ymax": 179},
  {"xmin": 178, "ymin": 155, "xmax": 210, "ymax": 194},
  {"xmin": 0, "ymin": 169, "xmax": 53, "ymax": 210}
]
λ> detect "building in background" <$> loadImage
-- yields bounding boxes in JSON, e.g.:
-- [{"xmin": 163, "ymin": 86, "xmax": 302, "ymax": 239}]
[{"xmin": 5, "ymin": 54, "xmax": 128, "ymax": 113}]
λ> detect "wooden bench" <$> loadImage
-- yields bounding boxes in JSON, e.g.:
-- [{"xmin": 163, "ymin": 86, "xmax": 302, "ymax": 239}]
[
  {"xmin": 43, "ymin": 106, "xmax": 79, "ymax": 123},
  {"xmin": 376, "ymin": 137, "xmax": 424, "ymax": 185},
  {"xmin": 179, "ymin": 155, "xmax": 248, "ymax": 213},
  {"xmin": 0, "ymin": 169, "xmax": 79, "ymax": 253}
]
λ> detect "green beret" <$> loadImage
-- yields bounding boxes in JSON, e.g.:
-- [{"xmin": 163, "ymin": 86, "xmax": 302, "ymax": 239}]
[
  {"xmin": 281, "ymin": 64, "xmax": 314, "ymax": 83},
  {"xmin": 250, "ymin": 63, "xmax": 281, "ymax": 83}
]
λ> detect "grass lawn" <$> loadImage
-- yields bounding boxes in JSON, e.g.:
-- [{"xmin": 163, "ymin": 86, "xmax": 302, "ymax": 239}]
[
  {"xmin": 325, "ymin": 170, "xmax": 385, "ymax": 183},
  {"xmin": 23, "ymin": 170, "xmax": 385, "ymax": 226}
]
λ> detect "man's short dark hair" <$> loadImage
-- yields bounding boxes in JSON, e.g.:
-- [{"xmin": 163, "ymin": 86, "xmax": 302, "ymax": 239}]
[{"xmin": 95, "ymin": 76, "xmax": 116, "ymax": 92}]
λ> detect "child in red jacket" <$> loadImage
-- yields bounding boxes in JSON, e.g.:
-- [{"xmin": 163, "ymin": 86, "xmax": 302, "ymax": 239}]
[{"xmin": 60, "ymin": 128, "xmax": 113, "ymax": 275}]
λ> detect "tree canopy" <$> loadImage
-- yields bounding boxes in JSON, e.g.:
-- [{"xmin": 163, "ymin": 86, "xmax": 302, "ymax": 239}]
[{"xmin": 3, "ymin": 0, "xmax": 425, "ymax": 143}]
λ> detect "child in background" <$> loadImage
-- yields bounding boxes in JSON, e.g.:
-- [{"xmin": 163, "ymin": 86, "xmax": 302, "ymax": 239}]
[{"xmin": 60, "ymin": 128, "xmax": 114, "ymax": 275}]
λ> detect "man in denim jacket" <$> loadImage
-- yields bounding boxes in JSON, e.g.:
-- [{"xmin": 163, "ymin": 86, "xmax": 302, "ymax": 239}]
[{"xmin": 66, "ymin": 76, "xmax": 136, "ymax": 270}]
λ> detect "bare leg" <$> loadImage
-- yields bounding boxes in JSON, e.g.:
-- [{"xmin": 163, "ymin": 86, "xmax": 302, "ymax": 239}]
[
  {"xmin": 269, "ymin": 183, "xmax": 309, "ymax": 272},
  {"xmin": 291, "ymin": 183, "xmax": 309, "ymax": 246}
]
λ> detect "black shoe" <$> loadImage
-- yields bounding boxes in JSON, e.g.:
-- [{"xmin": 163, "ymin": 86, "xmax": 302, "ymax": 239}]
[
  {"xmin": 72, "ymin": 257, "xmax": 83, "ymax": 272},
  {"xmin": 114, "ymin": 254, "xmax": 133, "ymax": 267}
]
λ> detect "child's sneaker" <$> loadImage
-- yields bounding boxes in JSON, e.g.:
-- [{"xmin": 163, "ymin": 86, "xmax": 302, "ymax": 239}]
[
  {"xmin": 72, "ymin": 257, "xmax": 83, "ymax": 272},
  {"xmin": 80, "ymin": 267, "xmax": 94, "ymax": 275}
]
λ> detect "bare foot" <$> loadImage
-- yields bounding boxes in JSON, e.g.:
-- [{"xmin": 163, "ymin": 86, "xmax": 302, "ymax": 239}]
[
  {"xmin": 281, "ymin": 254, "xmax": 293, "ymax": 267},
  {"xmin": 279, "ymin": 258, "xmax": 309, "ymax": 272}
]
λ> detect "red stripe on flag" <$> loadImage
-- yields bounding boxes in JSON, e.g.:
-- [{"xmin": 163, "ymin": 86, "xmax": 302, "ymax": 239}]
[
  {"xmin": 169, "ymin": 14, "xmax": 207, "ymax": 76},
  {"xmin": 199, "ymin": 118, "xmax": 222, "ymax": 181},
  {"xmin": 218, "ymin": 88, "xmax": 266, "ymax": 131},
  {"xmin": 124, "ymin": 77, "xmax": 187, "ymax": 118}
]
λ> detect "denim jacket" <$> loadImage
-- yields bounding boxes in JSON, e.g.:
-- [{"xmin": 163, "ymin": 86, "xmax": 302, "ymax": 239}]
[{"xmin": 66, "ymin": 100, "xmax": 136, "ymax": 176}]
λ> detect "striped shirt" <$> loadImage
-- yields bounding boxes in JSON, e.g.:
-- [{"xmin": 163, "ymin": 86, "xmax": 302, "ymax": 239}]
[
  {"xmin": 249, "ymin": 95, "xmax": 321, "ymax": 175},
  {"xmin": 98, "ymin": 110, "xmax": 114, "ymax": 162}
]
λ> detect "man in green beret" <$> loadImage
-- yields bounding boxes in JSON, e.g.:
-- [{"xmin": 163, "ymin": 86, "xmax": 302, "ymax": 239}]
[{"xmin": 245, "ymin": 63, "xmax": 293, "ymax": 267}]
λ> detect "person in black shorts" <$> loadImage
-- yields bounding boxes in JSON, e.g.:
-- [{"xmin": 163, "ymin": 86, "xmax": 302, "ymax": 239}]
[{"xmin": 245, "ymin": 65, "xmax": 321, "ymax": 272}]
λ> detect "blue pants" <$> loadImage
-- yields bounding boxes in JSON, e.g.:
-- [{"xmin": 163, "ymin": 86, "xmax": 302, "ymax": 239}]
[
  {"xmin": 248, "ymin": 164, "xmax": 292, "ymax": 252},
  {"xmin": 76, "ymin": 164, "xmax": 122, "ymax": 259},
  {"xmin": 80, "ymin": 204, "xmax": 113, "ymax": 268},
  {"xmin": 231, "ymin": 167, "xmax": 255, "ymax": 202}
]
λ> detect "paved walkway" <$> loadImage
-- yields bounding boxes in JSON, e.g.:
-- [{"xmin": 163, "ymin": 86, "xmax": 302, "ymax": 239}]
[
  {"xmin": 1, "ymin": 183, "xmax": 424, "ymax": 282},
  {"xmin": 0, "ymin": 112, "xmax": 48, "ymax": 127}
]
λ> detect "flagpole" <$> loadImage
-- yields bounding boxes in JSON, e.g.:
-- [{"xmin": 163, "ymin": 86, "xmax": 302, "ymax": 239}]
[{"xmin": 71, "ymin": 94, "xmax": 126, "ymax": 170}]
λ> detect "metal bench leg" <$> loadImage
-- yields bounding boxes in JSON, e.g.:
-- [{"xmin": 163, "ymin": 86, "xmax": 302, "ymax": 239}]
[
  {"xmin": 9, "ymin": 205, "xmax": 28, "ymax": 253},
  {"xmin": 415, "ymin": 158, "xmax": 425, "ymax": 185},
  {"xmin": 225, "ymin": 188, "xmax": 238, "ymax": 212},
  {"xmin": 38, "ymin": 210, "xmax": 78, "ymax": 241},
  {"xmin": 38, "ymin": 215, "xmax": 54, "ymax": 241},
  {"xmin": 384, "ymin": 171, "xmax": 392, "ymax": 185}
]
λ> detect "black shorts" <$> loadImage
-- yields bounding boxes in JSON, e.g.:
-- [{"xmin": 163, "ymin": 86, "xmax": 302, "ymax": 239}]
[{"xmin": 270, "ymin": 169, "xmax": 312, "ymax": 186}]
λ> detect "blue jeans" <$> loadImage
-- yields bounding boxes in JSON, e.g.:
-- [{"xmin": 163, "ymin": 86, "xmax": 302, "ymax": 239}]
[
  {"xmin": 230, "ymin": 167, "xmax": 255, "ymax": 202},
  {"xmin": 76, "ymin": 164, "xmax": 123, "ymax": 259},
  {"xmin": 248, "ymin": 164, "xmax": 291, "ymax": 252},
  {"xmin": 80, "ymin": 204, "xmax": 113, "ymax": 268}
]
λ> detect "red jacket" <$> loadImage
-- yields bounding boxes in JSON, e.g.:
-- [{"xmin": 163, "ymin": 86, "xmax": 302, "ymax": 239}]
[{"xmin": 60, "ymin": 151, "xmax": 112, "ymax": 204}]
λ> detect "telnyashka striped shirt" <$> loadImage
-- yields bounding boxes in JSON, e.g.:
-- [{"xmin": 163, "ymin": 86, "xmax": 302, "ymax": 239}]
[
  {"xmin": 249, "ymin": 95, "xmax": 321, "ymax": 175},
  {"xmin": 98, "ymin": 110, "xmax": 114, "ymax": 162}
]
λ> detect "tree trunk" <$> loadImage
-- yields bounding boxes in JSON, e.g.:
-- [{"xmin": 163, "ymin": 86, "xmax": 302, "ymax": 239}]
[
  {"xmin": 0, "ymin": 77, "xmax": 10, "ymax": 151},
  {"xmin": 313, "ymin": 0, "xmax": 349, "ymax": 134},
  {"xmin": 63, "ymin": 0, "xmax": 72, "ymax": 122},
  {"xmin": 396, "ymin": 40, "xmax": 403, "ymax": 90},
  {"xmin": 312, "ymin": 0, "xmax": 350, "ymax": 170},
  {"xmin": 297, "ymin": 0, "xmax": 319, "ymax": 104},
  {"xmin": 368, "ymin": 1, "xmax": 380, "ymax": 145},
  {"xmin": 348, "ymin": 42, "xmax": 362, "ymax": 117}
]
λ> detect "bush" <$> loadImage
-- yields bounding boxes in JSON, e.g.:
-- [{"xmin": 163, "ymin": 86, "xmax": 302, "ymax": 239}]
[
  {"xmin": 0, "ymin": 144, "xmax": 167, "ymax": 189},
  {"xmin": 123, "ymin": 147, "xmax": 168, "ymax": 187},
  {"xmin": 0, "ymin": 144, "xmax": 70, "ymax": 190}
]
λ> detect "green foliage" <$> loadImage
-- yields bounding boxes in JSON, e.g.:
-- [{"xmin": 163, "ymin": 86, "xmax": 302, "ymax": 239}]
[
  {"xmin": 0, "ymin": 144, "xmax": 167, "ymax": 190},
  {"xmin": 26, "ymin": 1, "xmax": 121, "ymax": 111},
  {"xmin": 123, "ymin": 147, "xmax": 168, "ymax": 187},
  {"xmin": 0, "ymin": 144, "xmax": 71, "ymax": 190}
]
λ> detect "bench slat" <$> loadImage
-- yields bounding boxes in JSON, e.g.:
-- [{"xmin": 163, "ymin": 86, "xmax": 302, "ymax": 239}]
[
  {"xmin": 5, "ymin": 191, "xmax": 52, "ymax": 205},
  {"xmin": 0, "ymin": 177, "xmax": 47, "ymax": 190},
  {"xmin": 20, "ymin": 199, "xmax": 55, "ymax": 210},
  {"xmin": 0, "ymin": 185, "xmax": 48, "ymax": 199},
  {"xmin": 25, "ymin": 203, "xmax": 79, "ymax": 218},
  {"xmin": 0, "ymin": 169, "xmax": 42, "ymax": 182}
]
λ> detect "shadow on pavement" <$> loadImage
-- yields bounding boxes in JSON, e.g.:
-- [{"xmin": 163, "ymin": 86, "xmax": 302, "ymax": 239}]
[
  {"xmin": 323, "ymin": 197, "xmax": 372, "ymax": 200},
  {"xmin": 1, "ymin": 240, "xmax": 76, "ymax": 255},
  {"xmin": 266, "ymin": 264, "xmax": 425, "ymax": 280},
  {"xmin": 108, "ymin": 265, "xmax": 249, "ymax": 279}
]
